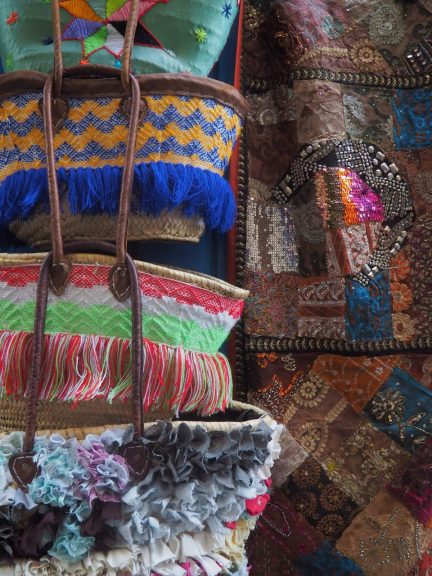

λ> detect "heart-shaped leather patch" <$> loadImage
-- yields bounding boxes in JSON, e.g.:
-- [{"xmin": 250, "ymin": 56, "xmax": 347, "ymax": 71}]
[
  {"xmin": 109, "ymin": 265, "xmax": 131, "ymax": 302},
  {"xmin": 38, "ymin": 97, "xmax": 69, "ymax": 133},
  {"xmin": 9, "ymin": 452, "xmax": 39, "ymax": 492},
  {"xmin": 119, "ymin": 442, "xmax": 152, "ymax": 482}
]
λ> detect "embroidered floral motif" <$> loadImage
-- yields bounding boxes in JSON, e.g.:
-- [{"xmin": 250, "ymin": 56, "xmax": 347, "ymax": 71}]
[
  {"xmin": 392, "ymin": 312, "xmax": 417, "ymax": 341},
  {"xmin": 194, "ymin": 27, "xmax": 208, "ymax": 43},
  {"xmin": 364, "ymin": 367, "xmax": 432, "ymax": 452},
  {"xmin": 349, "ymin": 40, "xmax": 389, "ymax": 73},
  {"xmin": 283, "ymin": 458, "xmax": 360, "ymax": 542},
  {"xmin": 5, "ymin": 11, "xmax": 18, "ymax": 25},
  {"xmin": 369, "ymin": 389, "xmax": 406, "ymax": 424},
  {"xmin": 222, "ymin": 3, "xmax": 233, "ymax": 18},
  {"xmin": 368, "ymin": 2, "xmax": 405, "ymax": 46},
  {"xmin": 391, "ymin": 282, "xmax": 413, "ymax": 312},
  {"xmin": 324, "ymin": 420, "xmax": 409, "ymax": 507}
]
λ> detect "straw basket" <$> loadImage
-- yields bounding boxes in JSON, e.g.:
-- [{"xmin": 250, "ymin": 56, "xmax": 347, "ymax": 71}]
[
  {"xmin": 0, "ymin": 251, "xmax": 249, "ymax": 429},
  {"xmin": 10, "ymin": 208, "xmax": 205, "ymax": 246}
]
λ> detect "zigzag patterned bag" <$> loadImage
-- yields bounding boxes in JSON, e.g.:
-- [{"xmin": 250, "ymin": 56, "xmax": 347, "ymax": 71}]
[{"xmin": 0, "ymin": 0, "xmax": 248, "ymax": 245}]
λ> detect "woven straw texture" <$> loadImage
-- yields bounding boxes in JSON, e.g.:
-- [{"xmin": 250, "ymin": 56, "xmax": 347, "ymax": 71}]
[
  {"xmin": 0, "ymin": 398, "xmax": 173, "ymax": 432},
  {"xmin": 10, "ymin": 208, "xmax": 205, "ymax": 245},
  {"xmin": 0, "ymin": 252, "xmax": 248, "ymax": 299},
  {"xmin": 0, "ymin": 401, "xmax": 271, "ymax": 440}
]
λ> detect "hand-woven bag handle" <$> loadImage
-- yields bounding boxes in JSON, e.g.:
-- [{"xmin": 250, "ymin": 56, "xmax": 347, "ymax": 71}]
[
  {"xmin": 8, "ymin": 241, "xmax": 149, "ymax": 491},
  {"xmin": 51, "ymin": 0, "xmax": 140, "ymax": 97},
  {"xmin": 43, "ymin": 72, "xmax": 142, "ymax": 300}
]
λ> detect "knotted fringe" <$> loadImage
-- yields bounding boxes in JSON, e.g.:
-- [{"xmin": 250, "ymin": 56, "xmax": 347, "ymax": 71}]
[
  {"xmin": 0, "ymin": 163, "xmax": 237, "ymax": 233},
  {"xmin": 0, "ymin": 331, "xmax": 233, "ymax": 416}
]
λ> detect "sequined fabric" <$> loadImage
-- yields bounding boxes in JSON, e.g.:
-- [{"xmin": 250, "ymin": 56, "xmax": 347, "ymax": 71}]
[{"xmin": 238, "ymin": 0, "xmax": 432, "ymax": 573}]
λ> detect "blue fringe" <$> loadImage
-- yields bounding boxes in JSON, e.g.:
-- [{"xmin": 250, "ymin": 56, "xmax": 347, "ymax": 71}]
[{"xmin": 0, "ymin": 163, "xmax": 237, "ymax": 233}]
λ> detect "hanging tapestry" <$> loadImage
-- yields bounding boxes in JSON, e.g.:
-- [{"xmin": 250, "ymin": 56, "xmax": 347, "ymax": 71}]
[{"xmin": 236, "ymin": 0, "xmax": 432, "ymax": 574}]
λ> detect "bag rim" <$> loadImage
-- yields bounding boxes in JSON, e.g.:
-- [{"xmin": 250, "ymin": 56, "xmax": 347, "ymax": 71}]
[
  {"xmin": 0, "ymin": 252, "xmax": 250, "ymax": 299},
  {"xmin": 0, "ymin": 401, "xmax": 273, "ymax": 441},
  {"xmin": 0, "ymin": 68, "xmax": 250, "ymax": 117}
]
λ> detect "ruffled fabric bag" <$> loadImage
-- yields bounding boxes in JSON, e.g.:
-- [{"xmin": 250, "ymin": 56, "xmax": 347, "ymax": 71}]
[{"xmin": 0, "ymin": 0, "xmax": 248, "ymax": 246}]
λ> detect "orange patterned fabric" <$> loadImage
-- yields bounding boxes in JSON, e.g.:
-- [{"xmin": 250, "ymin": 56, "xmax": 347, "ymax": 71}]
[{"xmin": 312, "ymin": 355, "xmax": 400, "ymax": 412}]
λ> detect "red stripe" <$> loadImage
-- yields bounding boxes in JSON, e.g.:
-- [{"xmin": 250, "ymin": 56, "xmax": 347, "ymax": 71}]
[{"xmin": 0, "ymin": 265, "xmax": 244, "ymax": 318}]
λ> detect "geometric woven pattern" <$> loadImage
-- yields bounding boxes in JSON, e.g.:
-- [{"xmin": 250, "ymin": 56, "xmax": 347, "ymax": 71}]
[
  {"xmin": 0, "ymin": 86, "xmax": 244, "ymax": 232},
  {"xmin": 0, "ymin": 93, "xmax": 242, "ymax": 179}
]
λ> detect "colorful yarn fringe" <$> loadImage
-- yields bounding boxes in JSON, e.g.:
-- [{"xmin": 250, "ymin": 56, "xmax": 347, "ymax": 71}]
[
  {"xmin": 0, "ymin": 263, "xmax": 244, "ymax": 354},
  {"xmin": 0, "ymin": 163, "xmax": 237, "ymax": 233},
  {"xmin": 0, "ymin": 330, "xmax": 232, "ymax": 415}
]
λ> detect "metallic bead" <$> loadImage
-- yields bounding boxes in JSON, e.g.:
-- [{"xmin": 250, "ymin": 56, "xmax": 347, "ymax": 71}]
[
  {"xmin": 368, "ymin": 146, "xmax": 375, "ymax": 153},
  {"xmin": 376, "ymin": 151, "xmax": 385, "ymax": 161},
  {"xmin": 306, "ymin": 145, "xmax": 313, "ymax": 154},
  {"xmin": 388, "ymin": 173, "xmax": 394, "ymax": 180},
  {"xmin": 375, "ymin": 169, "xmax": 382, "ymax": 177},
  {"xmin": 381, "ymin": 162, "xmax": 390, "ymax": 173},
  {"xmin": 373, "ymin": 158, "xmax": 379, "ymax": 166},
  {"xmin": 389, "ymin": 163, "xmax": 398, "ymax": 173}
]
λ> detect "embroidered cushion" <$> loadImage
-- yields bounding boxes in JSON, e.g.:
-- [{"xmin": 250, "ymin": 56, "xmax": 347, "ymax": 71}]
[{"xmin": 0, "ymin": 0, "xmax": 238, "ymax": 76}]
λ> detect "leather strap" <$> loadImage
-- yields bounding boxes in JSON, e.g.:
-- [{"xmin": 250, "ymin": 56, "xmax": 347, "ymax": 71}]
[
  {"xmin": 43, "ymin": 74, "xmax": 142, "ymax": 298},
  {"xmin": 51, "ymin": 0, "xmax": 140, "ymax": 96},
  {"xmin": 10, "ymin": 241, "xmax": 146, "ymax": 490}
]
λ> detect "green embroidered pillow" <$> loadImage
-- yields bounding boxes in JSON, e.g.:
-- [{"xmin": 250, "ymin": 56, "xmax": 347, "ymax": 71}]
[{"xmin": 0, "ymin": 0, "xmax": 238, "ymax": 76}]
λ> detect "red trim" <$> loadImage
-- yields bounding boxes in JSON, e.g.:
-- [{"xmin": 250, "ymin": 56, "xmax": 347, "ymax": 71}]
[
  {"xmin": 0, "ymin": 265, "xmax": 244, "ymax": 318},
  {"xmin": 227, "ymin": 0, "xmax": 244, "ymax": 390}
]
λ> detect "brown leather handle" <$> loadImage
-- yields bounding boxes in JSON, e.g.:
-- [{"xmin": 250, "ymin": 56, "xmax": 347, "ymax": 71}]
[
  {"xmin": 51, "ymin": 0, "xmax": 140, "ymax": 97},
  {"xmin": 43, "ymin": 73, "xmax": 142, "ymax": 298},
  {"xmin": 8, "ymin": 241, "xmax": 146, "ymax": 491}
]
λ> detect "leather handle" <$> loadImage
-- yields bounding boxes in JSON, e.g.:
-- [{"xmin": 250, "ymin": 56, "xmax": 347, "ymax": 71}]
[
  {"xmin": 9, "ymin": 241, "xmax": 145, "ymax": 491},
  {"xmin": 43, "ymin": 73, "xmax": 142, "ymax": 298},
  {"xmin": 51, "ymin": 0, "xmax": 140, "ymax": 97}
]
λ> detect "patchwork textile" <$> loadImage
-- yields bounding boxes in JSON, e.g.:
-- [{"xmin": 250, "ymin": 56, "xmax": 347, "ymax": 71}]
[{"xmin": 237, "ymin": 0, "xmax": 432, "ymax": 574}]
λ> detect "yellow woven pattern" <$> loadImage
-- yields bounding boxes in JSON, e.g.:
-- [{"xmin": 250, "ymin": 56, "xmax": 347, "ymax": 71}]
[{"xmin": 0, "ymin": 93, "xmax": 242, "ymax": 177}]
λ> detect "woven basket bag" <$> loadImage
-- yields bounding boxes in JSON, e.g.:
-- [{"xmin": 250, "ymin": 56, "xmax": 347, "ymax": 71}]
[
  {"xmin": 0, "ymin": 42, "xmax": 248, "ymax": 427},
  {"xmin": 0, "ymin": 48, "xmax": 279, "ymax": 575},
  {"xmin": 0, "ymin": 0, "xmax": 248, "ymax": 245}
]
